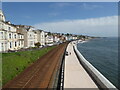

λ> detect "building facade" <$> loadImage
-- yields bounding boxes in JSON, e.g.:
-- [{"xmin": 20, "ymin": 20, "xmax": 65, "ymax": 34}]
[
  {"xmin": 16, "ymin": 25, "xmax": 36, "ymax": 48},
  {"xmin": 0, "ymin": 9, "xmax": 24, "ymax": 52},
  {"xmin": 0, "ymin": 9, "xmax": 80, "ymax": 52},
  {"xmin": 33, "ymin": 30, "xmax": 45, "ymax": 46},
  {"xmin": 45, "ymin": 32, "xmax": 54, "ymax": 45}
]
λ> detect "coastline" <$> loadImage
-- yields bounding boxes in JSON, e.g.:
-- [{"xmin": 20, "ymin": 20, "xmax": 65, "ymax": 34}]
[
  {"xmin": 73, "ymin": 40, "xmax": 117, "ymax": 89},
  {"xmin": 76, "ymin": 37, "xmax": 118, "ymax": 88}
]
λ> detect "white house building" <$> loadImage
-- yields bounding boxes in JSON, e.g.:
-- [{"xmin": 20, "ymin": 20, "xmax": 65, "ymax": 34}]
[
  {"xmin": 27, "ymin": 27, "xmax": 36, "ymax": 47},
  {"xmin": 0, "ymin": 9, "xmax": 24, "ymax": 52},
  {"xmin": 39, "ymin": 30, "xmax": 45, "ymax": 46},
  {"xmin": 16, "ymin": 25, "xmax": 36, "ymax": 48},
  {"xmin": 0, "ymin": 9, "xmax": 80, "ymax": 52},
  {"xmin": 45, "ymin": 32, "xmax": 54, "ymax": 45},
  {"xmin": 0, "ymin": 9, "xmax": 8, "ymax": 52},
  {"xmin": 33, "ymin": 30, "xmax": 45, "ymax": 46},
  {"xmin": 53, "ymin": 35, "xmax": 60, "ymax": 43}
]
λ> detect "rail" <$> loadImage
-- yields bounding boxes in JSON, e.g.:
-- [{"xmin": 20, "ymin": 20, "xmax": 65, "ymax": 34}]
[{"xmin": 48, "ymin": 42, "xmax": 68, "ymax": 90}]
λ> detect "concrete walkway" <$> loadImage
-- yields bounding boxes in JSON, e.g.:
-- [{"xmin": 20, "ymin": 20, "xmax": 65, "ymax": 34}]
[{"xmin": 64, "ymin": 42, "xmax": 98, "ymax": 88}]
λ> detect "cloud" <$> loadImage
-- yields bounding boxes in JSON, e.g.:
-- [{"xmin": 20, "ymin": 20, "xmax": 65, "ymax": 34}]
[
  {"xmin": 22, "ymin": 15, "xmax": 31, "ymax": 19},
  {"xmin": 48, "ymin": 12, "xmax": 59, "ymax": 16},
  {"xmin": 50, "ymin": 3, "xmax": 103, "ymax": 10},
  {"xmin": 81, "ymin": 3, "xmax": 103, "ymax": 10},
  {"xmin": 50, "ymin": 2, "xmax": 74, "ymax": 8},
  {"xmin": 34, "ymin": 16, "xmax": 118, "ymax": 37}
]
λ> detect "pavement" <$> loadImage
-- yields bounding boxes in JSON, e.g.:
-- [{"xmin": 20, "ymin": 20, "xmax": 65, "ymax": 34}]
[{"xmin": 64, "ymin": 42, "xmax": 98, "ymax": 88}]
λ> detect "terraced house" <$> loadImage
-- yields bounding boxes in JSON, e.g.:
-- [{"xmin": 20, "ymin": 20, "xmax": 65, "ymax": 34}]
[
  {"xmin": 0, "ymin": 9, "xmax": 79, "ymax": 52},
  {"xmin": 0, "ymin": 9, "xmax": 24, "ymax": 52},
  {"xmin": 33, "ymin": 30, "xmax": 45, "ymax": 46},
  {"xmin": 16, "ymin": 25, "xmax": 36, "ymax": 48}
]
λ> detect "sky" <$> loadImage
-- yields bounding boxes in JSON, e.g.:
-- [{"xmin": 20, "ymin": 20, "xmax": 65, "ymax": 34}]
[{"xmin": 2, "ymin": 2, "xmax": 118, "ymax": 37}]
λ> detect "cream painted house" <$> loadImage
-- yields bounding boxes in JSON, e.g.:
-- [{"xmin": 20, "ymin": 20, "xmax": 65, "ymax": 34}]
[
  {"xmin": 27, "ymin": 27, "xmax": 36, "ymax": 47},
  {"xmin": 45, "ymin": 32, "xmax": 54, "ymax": 45},
  {"xmin": 0, "ymin": 9, "xmax": 24, "ymax": 52},
  {"xmin": 17, "ymin": 33, "xmax": 24, "ymax": 49},
  {"xmin": 53, "ymin": 35, "xmax": 60, "ymax": 43},
  {"xmin": 16, "ymin": 25, "xmax": 36, "ymax": 48},
  {"xmin": 0, "ymin": 9, "xmax": 8, "ymax": 52},
  {"xmin": 39, "ymin": 30, "xmax": 45, "ymax": 46},
  {"xmin": 34, "ymin": 30, "xmax": 45, "ymax": 46}
]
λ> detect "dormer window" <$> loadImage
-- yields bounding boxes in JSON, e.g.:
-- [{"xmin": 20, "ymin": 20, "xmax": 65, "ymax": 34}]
[{"xmin": 8, "ymin": 27, "xmax": 11, "ymax": 31}]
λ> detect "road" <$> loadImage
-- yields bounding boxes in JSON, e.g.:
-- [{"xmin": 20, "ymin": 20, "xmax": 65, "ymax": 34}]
[{"xmin": 3, "ymin": 42, "xmax": 68, "ymax": 89}]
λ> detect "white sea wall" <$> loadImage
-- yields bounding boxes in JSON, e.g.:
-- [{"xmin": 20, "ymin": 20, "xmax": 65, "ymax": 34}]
[{"xmin": 73, "ymin": 44, "xmax": 117, "ymax": 90}]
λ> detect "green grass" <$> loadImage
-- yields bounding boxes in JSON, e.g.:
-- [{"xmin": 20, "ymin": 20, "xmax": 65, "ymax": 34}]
[{"xmin": 2, "ymin": 46, "xmax": 55, "ymax": 86}]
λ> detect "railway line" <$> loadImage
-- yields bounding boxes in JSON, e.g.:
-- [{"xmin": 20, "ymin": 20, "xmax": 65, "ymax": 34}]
[{"xmin": 2, "ymin": 42, "xmax": 68, "ymax": 89}]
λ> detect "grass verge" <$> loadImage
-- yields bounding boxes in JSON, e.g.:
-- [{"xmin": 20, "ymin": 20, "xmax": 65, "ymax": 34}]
[{"xmin": 2, "ymin": 46, "xmax": 56, "ymax": 86}]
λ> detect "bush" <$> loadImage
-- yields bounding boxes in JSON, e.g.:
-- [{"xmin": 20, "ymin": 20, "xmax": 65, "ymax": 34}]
[{"xmin": 34, "ymin": 42, "xmax": 41, "ymax": 48}]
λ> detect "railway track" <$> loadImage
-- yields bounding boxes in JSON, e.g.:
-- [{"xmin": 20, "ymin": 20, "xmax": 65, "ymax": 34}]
[{"xmin": 2, "ymin": 42, "xmax": 68, "ymax": 89}]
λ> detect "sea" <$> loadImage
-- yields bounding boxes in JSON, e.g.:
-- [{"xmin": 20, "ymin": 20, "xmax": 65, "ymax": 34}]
[{"xmin": 77, "ymin": 37, "xmax": 119, "ymax": 88}]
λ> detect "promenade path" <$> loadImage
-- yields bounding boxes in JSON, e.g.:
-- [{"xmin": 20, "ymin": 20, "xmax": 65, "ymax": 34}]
[{"xmin": 64, "ymin": 42, "xmax": 98, "ymax": 88}]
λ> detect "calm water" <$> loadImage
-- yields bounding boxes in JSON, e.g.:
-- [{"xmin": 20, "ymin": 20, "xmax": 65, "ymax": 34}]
[{"xmin": 77, "ymin": 37, "xmax": 118, "ymax": 88}]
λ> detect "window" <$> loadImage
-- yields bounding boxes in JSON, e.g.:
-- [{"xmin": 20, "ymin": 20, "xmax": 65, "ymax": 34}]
[
  {"xmin": 1, "ymin": 32, "xmax": 3, "ymax": 39},
  {"xmin": 9, "ymin": 34, "xmax": 11, "ymax": 39},
  {"xmin": 2, "ymin": 24, "xmax": 3, "ymax": 28},
  {"xmin": 14, "ymin": 34, "xmax": 16, "ymax": 39},
  {"xmin": 10, "ymin": 42, "xmax": 12, "ymax": 48},
  {"xmin": 15, "ymin": 42, "xmax": 17, "ymax": 47},
  {"xmin": 1, "ymin": 43, "xmax": 4, "ymax": 51},
  {"xmin": 8, "ymin": 27, "xmax": 11, "ymax": 31},
  {"xmin": 19, "ymin": 41, "xmax": 20, "ymax": 46},
  {"xmin": 1, "ymin": 43, "xmax": 3, "ymax": 47}
]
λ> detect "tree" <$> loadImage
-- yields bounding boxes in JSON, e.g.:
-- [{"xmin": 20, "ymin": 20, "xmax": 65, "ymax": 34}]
[
  {"xmin": 62, "ymin": 33, "xmax": 64, "ymax": 35},
  {"xmin": 48, "ymin": 32, "xmax": 52, "ymax": 36},
  {"xmin": 34, "ymin": 42, "xmax": 41, "ymax": 48},
  {"xmin": 66, "ymin": 33, "xmax": 70, "ymax": 36}
]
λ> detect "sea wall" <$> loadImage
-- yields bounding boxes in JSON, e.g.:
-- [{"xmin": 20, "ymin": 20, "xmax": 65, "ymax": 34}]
[{"xmin": 73, "ymin": 44, "xmax": 117, "ymax": 90}]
